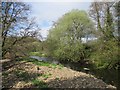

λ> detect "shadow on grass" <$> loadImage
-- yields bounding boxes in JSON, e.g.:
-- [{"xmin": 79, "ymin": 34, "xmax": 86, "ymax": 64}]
[
  {"xmin": 2, "ymin": 59, "xmax": 47, "ymax": 88},
  {"xmin": 2, "ymin": 69, "xmax": 40, "ymax": 88},
  {"xmin": 90, "ymin": 68, "xmax": 118, "ymax": 88},
  {"xmin": 2, "ymin": 59, "xmax": 28, "ymax": 72},
  {"xmin": 21, "ymin": 57, "xmax": 118, "ymax": 88},
  {"xmin": 59, "ymin": 60, "xmax": 118, "ymax": 88},
  {"xmin": 46, "ymin": 75, "xmax": 116, "ymax": 89},
  {"xmin": 19, "ymin": 73, "xmax": 116, "ymax": 89},
  {"xmin": 2, "ymin": 58, "xmax": 118, "ymax": 89}
]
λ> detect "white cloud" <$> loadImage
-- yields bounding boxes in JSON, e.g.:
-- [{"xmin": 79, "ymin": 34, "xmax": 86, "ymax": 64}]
[
  {"xmin": 29, "ymin": 2, "xmax": 91, "ymax": 38},
  {"xmin": 30, "ymin": 2, "xmax": 90, "ymax": 21},
  {"xmin": 39, "ymin": 26, "xmax": 52, "ymax": 38}
]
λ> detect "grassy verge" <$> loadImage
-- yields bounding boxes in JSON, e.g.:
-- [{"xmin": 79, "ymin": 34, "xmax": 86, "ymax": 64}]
[{"xmin": 17, "ymin": 57, "xmax": 63, "ymax": 69}]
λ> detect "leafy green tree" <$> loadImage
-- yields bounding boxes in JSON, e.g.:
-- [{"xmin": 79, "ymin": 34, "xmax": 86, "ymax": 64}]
[{"xmin": 47, "ymin": 10, "xmax": 95, "ymax": 62}]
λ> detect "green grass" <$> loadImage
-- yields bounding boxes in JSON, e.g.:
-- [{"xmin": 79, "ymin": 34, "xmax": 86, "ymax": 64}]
[
  {"xmin": 57, "ymin": 64, "xmax": 64, "ymax": 69},
  {"xmin": 14, "ymin": 70, "xmax": 30, "ymax": 81},
  {"xmin": 18, "ymin": 57, "xmax": 63, "ymax": 69},
  {"xmin": 41, "ymin": 73, "xmax": 52, "ymax": 79},
  {"xmin": 31, "ymin": 79, "xmax": 48, "ymax": 88},
  {"xmin": 13, "ymin": 69, "xmax": 42, "ymax": 83}
]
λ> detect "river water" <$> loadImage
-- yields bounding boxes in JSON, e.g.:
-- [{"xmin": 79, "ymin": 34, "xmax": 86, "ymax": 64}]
[{"xmin": 30, "ymin": 56, "xmax": 59, "ymax": 64}]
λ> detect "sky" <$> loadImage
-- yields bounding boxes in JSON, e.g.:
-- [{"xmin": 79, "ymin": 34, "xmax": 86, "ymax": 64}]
[{"xmin": 28, "ymin": 1, "xmax": 92, "ymax": 39}]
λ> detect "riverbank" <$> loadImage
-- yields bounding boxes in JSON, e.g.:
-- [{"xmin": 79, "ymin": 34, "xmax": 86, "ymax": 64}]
[
  {"xmin": 2, "ymin": 58, "xmax": 116, "ymax": 89},
  {"xmin": 29, "ymin": 55, "xmax": 118, "ymax": 87}
]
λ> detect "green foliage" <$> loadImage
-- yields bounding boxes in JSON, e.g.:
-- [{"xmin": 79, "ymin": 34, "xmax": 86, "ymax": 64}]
[
  {"xmin": 14, "ymin": 70, "xmax": 31, "ymax": 81},
  {"xmin": 47, "ymin": 9, "xmax": 94, "ymax": 62},
  {"xmin": 14, "ymin": 69, "xmax": 41, "ymax": 82},
  {"xmin": 29, "ymin": 52, "xmax": 42, "ymax": 57},
  {"xmin": 29, "ymin": 52, "xmax": 47, "ymax": 57},
  {"xmin": 90, "ymin": 39, "xmax": 119, "ymax": 69},
  {"xmin": 88, "ymin": 2, "xmax": 119, "ymax": 69},
  {"xmin": 53, "ymin": 42, "xmax": 86, "ymax": 62},
  {"xmin": 31, "ymin": 79, "xmax": 48, "ymax": 88},
  {"xmin": 2, "ymin": 72, "xmax": 8, "ymax": 77},
  {"xmin": 18, "ymin": 57, "xmax": 63, "ymax": 69},
  {"xmin": 41, "ymin": 73, "xmax": 52, "ymax": 79},
  {"xmin": 3, "ymin": 37, "xmax": 42, "ymax": 58}
]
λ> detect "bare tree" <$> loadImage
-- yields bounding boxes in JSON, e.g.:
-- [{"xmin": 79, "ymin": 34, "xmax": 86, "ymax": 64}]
[
  {"xmin": 1, "ymin": 2, "xmax": 40, "ymax": 58},
  {"xmin": 89, "ymin": 1, "xmax": 116, "ymax": 40}
]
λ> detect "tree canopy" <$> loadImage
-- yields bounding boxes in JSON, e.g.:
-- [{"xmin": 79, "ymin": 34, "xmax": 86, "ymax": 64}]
[{"xmin": 47, "ymin": 10, "xmax": 95, "ymax": 62}]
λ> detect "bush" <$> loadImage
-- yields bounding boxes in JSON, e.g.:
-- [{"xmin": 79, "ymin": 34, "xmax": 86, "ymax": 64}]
[{"xmin": 90, "ymin": 39, "xmax": 119, "ymax": 69}]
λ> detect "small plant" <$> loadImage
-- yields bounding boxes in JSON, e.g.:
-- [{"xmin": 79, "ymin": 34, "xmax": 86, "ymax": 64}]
[
  {"xmin": 41, "ymin": 73, "xmax": 52, "ymax": 80},
  {"xmin": 49, "ymin": 64, "xmax": 57, "ymax": 69},
  {"xmin": 29, "ymin": 52, "xmax": 42, "ymax": 57},
  {"xmin": 2, "ymin": 72, "xmax": 8, "ymax": 77},
  {"xmin": 55, "ymin": 77, "xmax": 59, "ymax": 80},
  {"xmin": 41, "ymin": 53, "xmax": 45, "ymax": 57},
  {"xmin": 58, "ymin": 64, "xmax": 64, "ymax": 69},
  {"xmin": 14, "ymin": 70, "xmax": 30, "ymax": 81},
  {"xmin": 31, "ymin": 79, "xmax": 48, "ymax": 88}
]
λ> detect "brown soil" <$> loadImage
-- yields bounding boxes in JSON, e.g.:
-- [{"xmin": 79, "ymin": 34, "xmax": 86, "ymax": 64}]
[{"xmin": 1, "ymin": 59, "xmax": 116, "ymax": 89}]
